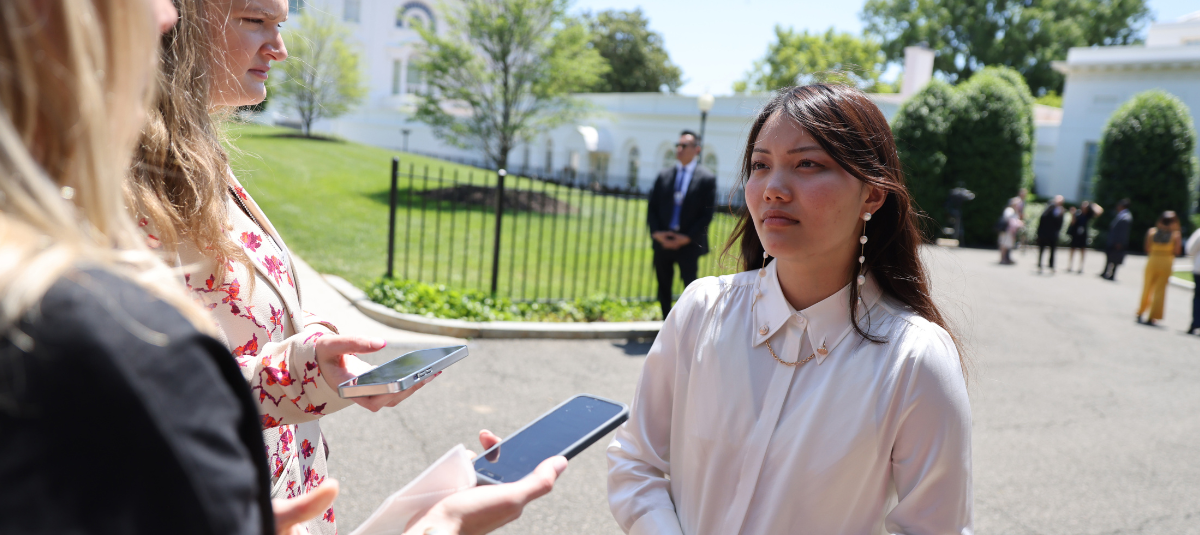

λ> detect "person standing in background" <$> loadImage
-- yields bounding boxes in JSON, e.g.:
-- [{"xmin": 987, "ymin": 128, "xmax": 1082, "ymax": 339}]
[
  {"xmin": 1136, "ymin": 211, "xmax": 1182, "ymax": 326},
  {"xmin": 647, "ymin": 130, "xmax": 717, "ymax": 318},
  {"xmin": 1186, "ymin": 226, "xmax": 1200, "ymax": 335},
  {"xmin": 1102, "ymin": 199, "xmax": 1133, "ymax": 280},
  {"xmin": 1037, "ymin": 195, "xmax": 1066, "ymax": 274},
  {"xmin": 998, "ymin": 198, "xmax": 1023, "ymax": 265},
  {"xmin": 1066, "ymin": 201, "xmax": 1103, "ymax": 274}
]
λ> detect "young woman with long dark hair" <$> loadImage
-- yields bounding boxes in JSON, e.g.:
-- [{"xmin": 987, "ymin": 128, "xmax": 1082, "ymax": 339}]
[{"xmin": 607, "ymin": 84, "xmax": 972, "ymax": 534}]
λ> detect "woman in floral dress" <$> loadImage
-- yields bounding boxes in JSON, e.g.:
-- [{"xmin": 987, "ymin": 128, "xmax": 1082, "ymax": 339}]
[{"xmin": 127, "ymin": 0, "xmax": 426, "ymax": 532}]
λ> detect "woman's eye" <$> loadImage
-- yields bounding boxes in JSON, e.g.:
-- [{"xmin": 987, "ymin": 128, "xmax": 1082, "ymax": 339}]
[
  {"xmin": 797, "ymin": 160, "xmax": 820, "ymax": 169},
  {"xmin": 751, "ymin": 162, "xmax": 768, "ymax": 171},
  {"xmin": 244, "ymin": 18, "xmax": 264, "ymax": 24}
]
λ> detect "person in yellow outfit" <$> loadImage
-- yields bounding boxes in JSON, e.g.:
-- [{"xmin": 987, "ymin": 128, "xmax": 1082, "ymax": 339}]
[{"xmin": 1137, "ymin": 211, "xmax": 1182, "ymax": 326}]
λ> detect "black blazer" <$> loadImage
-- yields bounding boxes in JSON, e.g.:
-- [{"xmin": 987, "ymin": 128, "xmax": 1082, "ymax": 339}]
[
  {"xmin": 0, "ymin": 269, "xmax": 274, "ymax": 535},
  {"xmin": 1108, "ymin": 209, "xmax": 1133, "ymax": 250},
  {"xmin": 647, "ymin": 164, "xmax": 717, "ymax": 254}
]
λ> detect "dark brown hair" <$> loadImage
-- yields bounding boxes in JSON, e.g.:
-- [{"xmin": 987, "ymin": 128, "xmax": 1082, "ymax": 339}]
[{"xmin": 722, "ymin": 84, "xmax": 966, "ymax": 378}]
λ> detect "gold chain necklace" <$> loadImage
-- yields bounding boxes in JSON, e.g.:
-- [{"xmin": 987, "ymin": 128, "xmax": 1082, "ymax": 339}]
[{"xmin": 764, "ymin": 339, "xmax": 816, "ymax": 367}]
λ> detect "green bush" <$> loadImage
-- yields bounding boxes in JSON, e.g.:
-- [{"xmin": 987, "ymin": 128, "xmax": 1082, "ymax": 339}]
[
  {"xmin": 892, "ymin": 79, "xmax": 955, "ymax": 239},
  {"xmin": 366, "ymin": 278, "xmax": 661, "ymax": 322},
  {"xmin": 975, "ymin": 66, "xmax": 1036, "ymax": 191},
  {"xmin": 1093, "ymin": 90, "xmax": 1198, "ymax": 251},
  {"xmin": 943, "ymin": 72, "xmax": 1031, "ymax": 245}
]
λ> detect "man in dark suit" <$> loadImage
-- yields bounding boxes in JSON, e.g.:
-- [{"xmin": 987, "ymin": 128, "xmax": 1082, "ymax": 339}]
[
  {"xmin": 1037, "ymin": 195, "xmax": 1066, "ymax": 273},
  {"xmin": 647, "ymin": 130, "xmax": 717, "ymax": 318},
  {"xmin": 1102, "ymin": 198, "xmax": 1133, "ymax": 280}
]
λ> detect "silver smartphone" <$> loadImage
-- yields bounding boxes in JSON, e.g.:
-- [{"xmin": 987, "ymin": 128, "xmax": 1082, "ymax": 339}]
[
  {"xmin": 474, "ymin": 394, "xmax": 629, "ymax": 485},
  {"xmin": 337, "ymin": 345, "xmax": 468, "ymax": 398}
]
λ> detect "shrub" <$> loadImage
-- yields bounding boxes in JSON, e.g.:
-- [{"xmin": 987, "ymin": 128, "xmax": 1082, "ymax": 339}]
[
  {"xmin": 365, "ymin": 278, "xmax": 661, "ymax": 322},
  {"xmin": 943, "ymin": 72, "xmax": 1031, "ymax": 245},
  {"xmin": 1093, "ymin": 90, "xmax": 1198, "ymax": 251},
  {"xmin": 892, "ymin": 79, "xmax": 955, "ymax": 239},
  {"xmin": 974, "ymin": 66, "xmax": 1036, "ymax": 191}
]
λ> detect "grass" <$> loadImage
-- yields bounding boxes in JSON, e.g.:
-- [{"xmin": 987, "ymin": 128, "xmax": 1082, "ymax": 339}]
[
  {"xmin": 1175, "ymin": 272, "xmax": 1194, "ymax": 282},
  {"xmin": 225, "ymin": 123, "xmax": 741, "ymax": 301}
]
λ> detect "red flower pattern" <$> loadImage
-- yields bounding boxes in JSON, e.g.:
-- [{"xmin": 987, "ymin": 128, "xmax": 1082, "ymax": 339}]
[{"xmin": 241, "ymin": 231, "xmax": 262, "ymax": 252}]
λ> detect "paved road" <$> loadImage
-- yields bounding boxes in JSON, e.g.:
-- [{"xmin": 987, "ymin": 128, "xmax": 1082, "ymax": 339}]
[{"xmin": 316, "ymin": 246, "xmax": 1200, "ymax": 534}]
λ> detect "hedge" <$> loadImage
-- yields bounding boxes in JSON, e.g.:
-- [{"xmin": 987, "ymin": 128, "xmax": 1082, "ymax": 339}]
[
  {"xmin": 893, "ymin": 79, "xmax": 955, "ymax": 239},
  {"xmin": 943, "ymin": 73, "xmax": 1031, "ymax": 245},
  {"xmin": 1092, "ymin": 90, "xmax": 1198, "ymax": 251}
]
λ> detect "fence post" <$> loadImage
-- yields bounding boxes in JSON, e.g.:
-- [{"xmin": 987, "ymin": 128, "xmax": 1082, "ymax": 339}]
[
  {"xmin": 386, "ymin": 157, "xmax": 399, "ymax": 278},
  {"xmin": 490, "ymin": 168, "xmax": 507, "ymax": 295}
]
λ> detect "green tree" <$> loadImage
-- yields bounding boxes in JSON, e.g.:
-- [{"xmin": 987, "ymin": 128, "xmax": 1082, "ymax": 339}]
[
  {"xmin": 861, "ymin": 0, "xmax": 1150, "ymax": 95},
  {"xmin": 583, "ymin": 9, "xmax": 682, "ymax": 93},
  {"xmin": 413, "ymin": 0, "xmax": 608, "ymax": 170},
  {"xmin": 943, "ymin": 72, "xmax": 1030, "ymax": 245},
  {"xmin": 892, "ymin": 79, "xmax": 956, "ymax": 238},
  {"xmin": 271, "ymin": 12, "xmax": 366, "ymax": 136},
  {"xmin": 733, "ymin": 27, "xmax": 887, "ymax": 93},
  {"xmin": 1093, "ymin": 90, "xmax": 1198, "ymax": 251}
]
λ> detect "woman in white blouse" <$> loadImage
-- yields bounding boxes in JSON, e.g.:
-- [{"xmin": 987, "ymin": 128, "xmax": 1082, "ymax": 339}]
[{"xmin": 607, "ymin": 84, "xmax": 972, "ymax": 535}]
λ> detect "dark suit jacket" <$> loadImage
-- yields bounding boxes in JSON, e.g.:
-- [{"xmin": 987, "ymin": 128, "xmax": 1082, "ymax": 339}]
[
  {"xmin": 0, "ymin": 269, "xmax": 274, "ymax": 535},
  {"xmin": 1108, "ymin": 209, "xmax": 1133, "ymax": 250},
  {"xmin": 1038, "ymin": 206, "xmax": 1065, "ymax": 241},
  {"xmin": 647, "ymin": 164, "xmax": 717, "ymax": 254}
]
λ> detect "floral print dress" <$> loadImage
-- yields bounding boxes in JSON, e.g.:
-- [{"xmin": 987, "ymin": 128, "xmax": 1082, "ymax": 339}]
[{"xmin": 141, "ymin": 171, "xmax": 352, "ymax": 535}]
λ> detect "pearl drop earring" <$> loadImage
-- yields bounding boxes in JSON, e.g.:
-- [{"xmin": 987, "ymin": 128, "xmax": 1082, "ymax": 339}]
[{"xmin": 857, "ymin": 212, "xmax": 871, "ymax": 286}]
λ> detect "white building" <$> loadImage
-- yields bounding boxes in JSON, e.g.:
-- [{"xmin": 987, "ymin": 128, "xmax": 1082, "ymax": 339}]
[
  {"xmin": 1049, "ymin": 11, "xmax": 1200, "ymax": 201},
  {"xmin": 276, "ymin": 0, "xmax": 931, "ymax": 199}
]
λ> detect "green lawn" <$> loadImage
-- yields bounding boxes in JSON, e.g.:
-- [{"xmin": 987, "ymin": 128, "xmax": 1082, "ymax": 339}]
[
  {"xmin": 226, "ymin": 124, "xmax": 740, "ymax": 300},
  {"xmin": 1175, "ymin": 272, "xmax": 1194, "ymax": 282}
]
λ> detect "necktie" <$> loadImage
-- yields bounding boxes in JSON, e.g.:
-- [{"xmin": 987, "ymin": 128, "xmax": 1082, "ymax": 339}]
[{"xmin": 669, "ymin": 167, "xmax": 686, "ymax": 231}]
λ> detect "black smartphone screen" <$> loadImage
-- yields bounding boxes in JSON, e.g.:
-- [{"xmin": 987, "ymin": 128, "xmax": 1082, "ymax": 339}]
[
  {"xmin": 354, "ymin": 346, "xmax": 459, "ymax": 385},
  {"xmin": 474, "ymin": 396, "xmax": 626, "ymax": 483}
]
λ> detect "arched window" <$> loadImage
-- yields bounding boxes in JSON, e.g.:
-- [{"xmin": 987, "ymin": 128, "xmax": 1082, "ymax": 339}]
[
  {"xmin": 405, "ymin": 60, "xmax": 422, "ymax": 94},
  {"xmin": 544, "ymin": 139, "xmax": 553, "ymax": 175},
  {"xmin": 397, "ymin": 2, "xmax": 435, "ymax": 29},
  {"xmin": 627, "ymin": 146, "xmax": 639, "ymax": 189},
  {"xmin": 662, "ymin": 148, "xmax": 675, "ymax": 170},
  {"xmin": 703, "ymin": 150, "xmax": 718, "ymax": 172},
  {"xmin": 343, "ymin": 0, "xmax": 360, "ymax": 22}
]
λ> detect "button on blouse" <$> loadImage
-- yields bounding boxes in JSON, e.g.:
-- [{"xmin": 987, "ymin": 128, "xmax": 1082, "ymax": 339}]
[{"xmin": 607, "ymin": 260, "xmax": 973, "ymax": 535}]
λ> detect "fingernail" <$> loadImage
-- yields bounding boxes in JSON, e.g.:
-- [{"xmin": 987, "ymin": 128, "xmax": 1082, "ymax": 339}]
[
  {"xmin": 550, "ymin": 456, "xmax": 568, "ymax": 473},
  {"xmin": 370, "ymin": 338, "xmax": 386, "ymax": 349}
]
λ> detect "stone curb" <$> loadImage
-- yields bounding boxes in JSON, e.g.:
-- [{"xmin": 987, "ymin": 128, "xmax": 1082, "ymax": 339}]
[
  {"xmin": 322, "ymin": 274, "xmax": 663, "ymax": 340},
  {"xmin": 1169, "ymin": 276, "xmax": 1195, "ymax": 290}
]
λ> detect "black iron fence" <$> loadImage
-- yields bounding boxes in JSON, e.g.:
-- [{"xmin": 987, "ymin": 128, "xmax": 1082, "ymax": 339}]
[{"xmin": 383, "ymin": 157, "xmax": 742, "ymax": 302}]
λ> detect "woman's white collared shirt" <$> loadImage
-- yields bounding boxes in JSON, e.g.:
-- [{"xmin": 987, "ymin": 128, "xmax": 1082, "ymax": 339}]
[{"xmin": 607, "ymin": 260, "xmax": 972, "ymax": 535}]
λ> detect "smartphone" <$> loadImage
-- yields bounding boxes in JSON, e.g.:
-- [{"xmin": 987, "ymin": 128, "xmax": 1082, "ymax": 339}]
[
  {"xmin": 474, "ymin": 394, "xmax": 629, "ymax": 485},
  {"xmin": 337, "ymin": 345, "xmax": 468, "ymax": 398}
]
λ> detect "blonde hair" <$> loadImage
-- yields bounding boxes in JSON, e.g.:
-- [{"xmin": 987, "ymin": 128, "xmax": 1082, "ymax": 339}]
[
  {"xmin": 128, "ymin": 0, "xmax": 252, "ymax": 283},
  {"xmin": 0, "ymin": 0, "xmax": 211, "ymax": 331}
]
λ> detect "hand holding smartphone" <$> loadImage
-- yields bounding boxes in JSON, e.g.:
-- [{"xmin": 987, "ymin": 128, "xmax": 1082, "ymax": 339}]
[
  {"xmin": 338, "ymin": 345, "xmax": 468, "ymax": 398},
  {"xmin": 474, "ymin": 394, "xmax": 629, "ymax": 485}
]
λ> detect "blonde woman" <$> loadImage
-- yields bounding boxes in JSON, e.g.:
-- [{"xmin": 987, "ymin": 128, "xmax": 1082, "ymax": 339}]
[
  {"xmin": 0, "ymin": 0, "xmax": 563, "ymax": 533},
  {"xmin": 127, "ymin": 1, "xmax": 427, "ymax": 531},
  {"xmin": 0, "ymin": 0, "xmax": 290, "ymax": 531}
]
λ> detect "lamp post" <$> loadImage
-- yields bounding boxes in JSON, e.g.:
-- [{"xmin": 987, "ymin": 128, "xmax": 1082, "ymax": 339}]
[
  {"xmin": 696, "ymin": 92, "xmax": 714, "ymax": 156},
  {"xmin": 401, "ymin": 129, "xmax": 411, "ymax": 152}
]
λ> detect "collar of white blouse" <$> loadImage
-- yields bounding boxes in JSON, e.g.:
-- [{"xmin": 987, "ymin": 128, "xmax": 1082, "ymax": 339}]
[{"xmin": 751, "ymin": 258, "xmax": 884, "ymax": 365}]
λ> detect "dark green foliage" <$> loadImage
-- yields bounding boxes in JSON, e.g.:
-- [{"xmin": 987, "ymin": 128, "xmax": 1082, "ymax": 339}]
[
  {"xmin": 943, "ymin": 73, "xmax": 1030, "ymax": 245},
  {"xmin": 583, "ymin": 9, "xmax": 682, "ymax": 93},
  {"xmin": 1093, "ymin": 90, "xmax": 1198, "ymax": 251},
  {"xmin": 975, "ymin": 66, "xmax": 1036, "ymax": 190},
  {"xmin": 892, "ymin": 80, "xmax": 955, "ymax": 238},
  {"xmin": 862, "ymin": 0, "xmax": 1149, "ymax": 95},
  {"xmin": 367, "ymin": 278, "xmax": 660, "ymax": 322}
]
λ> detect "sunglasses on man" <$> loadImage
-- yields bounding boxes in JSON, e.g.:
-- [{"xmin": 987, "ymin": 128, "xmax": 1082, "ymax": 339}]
[{"xmin": 675, "ymin": 143, "xmax": 697, "ymax": 148}]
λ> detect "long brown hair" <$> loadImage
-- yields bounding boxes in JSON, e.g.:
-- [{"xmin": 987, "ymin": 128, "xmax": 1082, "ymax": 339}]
[
  {"xmin": 723, "ymin": 84, "xmax": 966, "ymax": 377},
  {"xmin": 126, "ymin": 0, "xmax": 251, "ymax": 282}
]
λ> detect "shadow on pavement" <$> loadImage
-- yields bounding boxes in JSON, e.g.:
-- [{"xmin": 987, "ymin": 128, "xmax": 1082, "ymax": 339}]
[{"xmin": 613, "ymin": 338, "xmax": 653, "ymax": 356}]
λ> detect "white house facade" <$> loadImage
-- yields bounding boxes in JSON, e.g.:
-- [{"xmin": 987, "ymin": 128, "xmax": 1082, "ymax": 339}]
[{"xmin": 1050, "ymin": 11, "xmax": 1200, "ymax": 202}]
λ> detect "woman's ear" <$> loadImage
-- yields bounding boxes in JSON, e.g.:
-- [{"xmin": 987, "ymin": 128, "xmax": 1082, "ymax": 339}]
[{"xmin": 862, "ymin": 184, "xmax": 887, "ymax": 215}]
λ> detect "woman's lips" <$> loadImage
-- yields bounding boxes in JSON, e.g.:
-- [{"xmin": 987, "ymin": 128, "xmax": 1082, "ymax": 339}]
[
  {"xmin": 248, "ymin": 68, "xmax": 269, "ymax": 81},
  {"xmin": 761, "ymin": 210, "xmax": 798, "ymax": 228}
]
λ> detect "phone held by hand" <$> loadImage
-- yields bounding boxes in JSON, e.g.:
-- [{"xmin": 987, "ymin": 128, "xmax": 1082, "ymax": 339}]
[
  {"xmin": 474, "ymin": 394, "xmax": 629, "ymax": 485},
  {"xmin": 338, "ymin": 345, "xmax": 468, "ymax": 398}
]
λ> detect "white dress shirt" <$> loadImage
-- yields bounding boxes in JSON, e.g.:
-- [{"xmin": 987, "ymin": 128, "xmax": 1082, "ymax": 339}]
[
  {"xmin": 607, "ymin": 260, "xmax": 973, "ymax": 535},
  {"xmin": 1186, "ymin": 228, "xmax": 1200, "ymax": 273}
]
